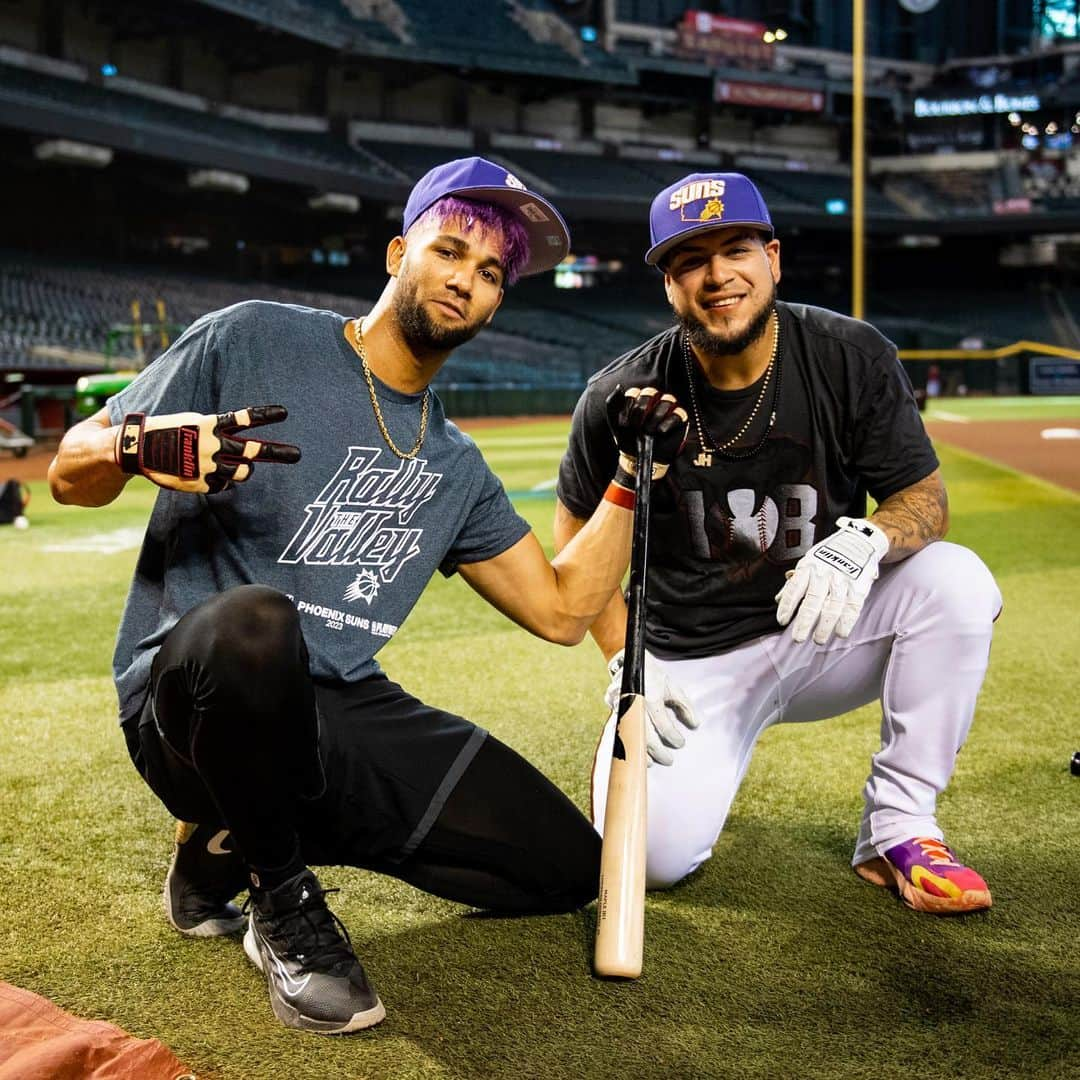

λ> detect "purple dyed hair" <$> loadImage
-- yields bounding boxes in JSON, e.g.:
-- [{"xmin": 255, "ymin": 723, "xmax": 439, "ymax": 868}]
[{"xmin": 407, "ymin": 195, "xmax": 531, "ymax": 285}]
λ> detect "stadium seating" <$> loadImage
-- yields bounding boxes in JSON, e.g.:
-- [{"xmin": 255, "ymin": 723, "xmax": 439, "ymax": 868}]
[
  {"xmin": 0, "ymin": 62, "xmax": 401, "ymax": 186},
  {"xmin": 884, "ymin": 170, "xmax": 1002, "ymax": 216},
  {"xmin": 489, "ymin": 148, "xmax": 661, "ymax": 199},
  {"xmin": 392, "ymin": 0, "xmax": 584, "ymax": 69},
  {"xmin": 0, "ymin": 253, "xmax": 583, "ymax": 385},
  {"xmin": 356, "ymin": 139, "xmax": 467, "ymax": 181},
  {"xmin": 751, "ymin": 167, "xmax": 905, "ymax": 216}
]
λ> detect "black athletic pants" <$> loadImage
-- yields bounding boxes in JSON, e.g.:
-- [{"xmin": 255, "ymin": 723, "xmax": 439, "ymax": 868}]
[{"xmin": 124, "ymin": 585, "xmax": 600, "ymax": 913}]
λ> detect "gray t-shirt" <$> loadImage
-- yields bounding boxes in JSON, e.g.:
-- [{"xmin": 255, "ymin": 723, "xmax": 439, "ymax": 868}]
[{"xmin": 107, "ymin": 300, "xmax": 530, "ymax": 724}]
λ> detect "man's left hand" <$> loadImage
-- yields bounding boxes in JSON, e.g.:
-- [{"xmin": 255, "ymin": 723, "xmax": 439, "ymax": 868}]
[
  {"xmin": 605, "ymin": 386, "xmax": 688, "ymax": 483},
  {"xmin": 604, "ymin": 648, "xmax": 699, "ymax": 766},
  {"xmin": 775, "ymin": 517, "xmax": 890, "ymax": 644}
]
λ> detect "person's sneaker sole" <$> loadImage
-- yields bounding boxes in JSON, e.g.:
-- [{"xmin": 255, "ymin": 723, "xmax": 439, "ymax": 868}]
[
  {"xmin": 854, "ymin": 856, "xmax": 992, "ymax": 914},
  {"xmin": 243, "ymin": 922, "xmax": 386, "ymax": 1034},
  {"xmin": 163, "ymin": 864, "xmax": 246, "ymax": 937}
]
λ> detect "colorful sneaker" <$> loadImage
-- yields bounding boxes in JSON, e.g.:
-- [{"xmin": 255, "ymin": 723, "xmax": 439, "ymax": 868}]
[
  {"xmin": 163, "ymin": 821, "xmax": 248, "ymax": 937},
  {"xmin": 855, "ymin": 837, "xmax": 992, "ymax": 914},
  {"xmin": 243, "ymin": 869, "xmax": 385, "ymax": 1034}
]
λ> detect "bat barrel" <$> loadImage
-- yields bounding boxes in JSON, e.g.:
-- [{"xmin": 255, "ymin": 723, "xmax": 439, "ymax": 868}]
[{"xmin": 596, "ymin": 430, "xmax": 653, "ymax": 980}]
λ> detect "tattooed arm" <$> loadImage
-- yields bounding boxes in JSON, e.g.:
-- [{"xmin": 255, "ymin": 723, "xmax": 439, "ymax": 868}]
[{"xmin": 869, "ymin": 468, "xmax": 949, "ymax": 563}]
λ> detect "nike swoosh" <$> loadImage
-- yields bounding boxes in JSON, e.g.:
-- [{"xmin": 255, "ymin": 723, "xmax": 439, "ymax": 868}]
[
  {"xmin": 267, "ymin": 945, "xmax": 312, "ymax": 998},
  {"xmin": 206, "ymin": 829, "xmax": 234, "ymax": 856}
]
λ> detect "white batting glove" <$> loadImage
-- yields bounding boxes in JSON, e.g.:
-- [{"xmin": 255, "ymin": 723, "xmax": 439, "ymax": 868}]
[
  {"xmin": 605, "ymin": 648, "xmax": 699, "ymax": 767},
  {"xmin": 775, "ymin": 516, "xmax": 890, "ymax": 645}
]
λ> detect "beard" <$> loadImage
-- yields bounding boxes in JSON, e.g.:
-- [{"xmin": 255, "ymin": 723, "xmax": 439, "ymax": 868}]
[
  {"xmin": 393, "ymin": 270, "xmax": 487, "ymax": 352},
  {"xmin": 676, "ymin": 282, "xmax": 777, "ymax": 358}
]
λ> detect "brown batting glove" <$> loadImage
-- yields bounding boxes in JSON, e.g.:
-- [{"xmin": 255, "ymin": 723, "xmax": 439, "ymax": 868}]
[
  {"xmin": 606, "ymin": 386, "xmax": 688, "ymax": 489},
  {"xmin": 115, "ymin": 405, "xmax": 300, "ymax": 494}
]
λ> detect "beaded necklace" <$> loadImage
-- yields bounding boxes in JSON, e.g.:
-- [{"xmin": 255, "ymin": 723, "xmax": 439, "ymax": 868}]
[{"xmin": 683, "ymin": 309, "xmax": 781, "ymax": 462}]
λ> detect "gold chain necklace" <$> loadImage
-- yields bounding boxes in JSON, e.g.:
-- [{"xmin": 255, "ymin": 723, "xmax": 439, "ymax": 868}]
[
  {"xmin": 684, "ymin": 310, "xmax": 780, "ymax": 458},
  {"xmin": 347, "ymin": 318, "xmax": 430, "ymax": 460}
]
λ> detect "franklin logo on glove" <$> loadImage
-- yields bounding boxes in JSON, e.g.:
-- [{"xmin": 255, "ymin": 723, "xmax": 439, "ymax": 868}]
[
  {"xmin": 776, "ymin": 516, "xmax": 890, "ymax": 645},
  {"xmin": 116, "ymin": 405, "xmax": 300, "ymax": 494}
]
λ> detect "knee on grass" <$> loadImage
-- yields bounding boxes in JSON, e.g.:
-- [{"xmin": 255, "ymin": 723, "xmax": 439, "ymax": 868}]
[{"xmin": 646, "ymin": 846, "xmax": 710, "ymax": 890}]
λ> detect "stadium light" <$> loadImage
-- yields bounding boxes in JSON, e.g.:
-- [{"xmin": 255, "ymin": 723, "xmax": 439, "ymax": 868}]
[
  {"xmin": 308, "ymin": 192, "xmax": 360, "ymax": 213},
  {"xmin": 188, "ymin": 169, "xmax": 249, "ymax": 194},
  {"xmin": 34, "ymin": 139, "xmax": 113, "ymax": 167}
]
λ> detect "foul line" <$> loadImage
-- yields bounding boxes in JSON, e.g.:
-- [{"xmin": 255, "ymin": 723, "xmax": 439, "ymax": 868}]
[{"xmin": 926, "ymin": 410, "xmax": 971, "ymax": 423}]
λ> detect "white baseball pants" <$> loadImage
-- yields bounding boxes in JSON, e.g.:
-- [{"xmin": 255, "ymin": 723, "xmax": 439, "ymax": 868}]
[{"xmin": 591, "ymin": 542, "xmax": 1002, "ymax": 888}]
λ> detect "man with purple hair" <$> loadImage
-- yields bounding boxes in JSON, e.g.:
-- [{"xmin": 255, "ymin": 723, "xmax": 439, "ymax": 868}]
[{"xmin": 49, "ymin": 157, "xmax": 689, "ymax": 1034}]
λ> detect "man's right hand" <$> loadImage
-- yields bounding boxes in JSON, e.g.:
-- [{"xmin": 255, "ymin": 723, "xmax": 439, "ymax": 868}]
[{"xmin": 115, "ymin": 405, "xmax": 300, "ymax": 494}]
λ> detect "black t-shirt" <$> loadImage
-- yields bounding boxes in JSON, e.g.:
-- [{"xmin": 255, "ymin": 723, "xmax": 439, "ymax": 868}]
[{"xmin": 557, "ymin": 301, "xmax": 938, "ymax": 659}]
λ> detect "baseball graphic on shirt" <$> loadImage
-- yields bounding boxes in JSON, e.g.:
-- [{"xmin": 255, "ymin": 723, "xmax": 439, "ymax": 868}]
[{"xmin": 725, "ymin": 488, "xmax": 779, "ymax": 554}]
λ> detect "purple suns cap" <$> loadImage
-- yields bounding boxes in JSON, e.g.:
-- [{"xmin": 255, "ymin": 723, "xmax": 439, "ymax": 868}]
[
  {"xmin": 645, "ymin": 171, "xmax": 773, "ymax": 268},
  {"xmin": 402, "ymin": 156, "xmax": 571, "ymax": 278}
]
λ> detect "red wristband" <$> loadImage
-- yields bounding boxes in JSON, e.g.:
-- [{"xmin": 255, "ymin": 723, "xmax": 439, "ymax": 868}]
[{"xmin": 603, "ymin": 481, "xmax": 636, "ymax": 510}]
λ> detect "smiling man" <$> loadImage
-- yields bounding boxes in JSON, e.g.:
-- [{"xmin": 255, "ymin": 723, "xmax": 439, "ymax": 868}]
[
  {"xmin": 555, "ymin": 171, "xmax": 1003, "ymax": 919},
  {"xmin": 48, "ymin": 157, "xmax": 688, "ymax": 1034}
]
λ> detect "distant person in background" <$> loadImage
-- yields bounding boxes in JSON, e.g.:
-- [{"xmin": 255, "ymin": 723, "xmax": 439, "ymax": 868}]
[
  {"xmin": 926, "ymin": 363, "xmax": 942, "ymax": 399},
  {"xmin": 49, "ymin": 157, "xmax": 687, "ymax": 1034},
  {"xmin": 555, "ymin": 171, "xmax": 1002, "ymax": 917}
]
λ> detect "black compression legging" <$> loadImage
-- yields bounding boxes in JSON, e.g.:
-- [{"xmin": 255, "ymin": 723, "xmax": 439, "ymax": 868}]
[
  {"xmin": 146, "ymin": 585, "xmax": 321, "ymax": 877},
  {"xmin": 137, "ymin": 585, "xmax": 599, "ymax": 914},
  {"xmin": 386, "ymin": 735, "xmax": 601, "ymax": 914}
]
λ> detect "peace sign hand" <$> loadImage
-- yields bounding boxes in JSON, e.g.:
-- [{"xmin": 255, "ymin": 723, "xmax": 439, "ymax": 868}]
[{"xmin": 116, "ymin": 405, "xmax": 301, "ymax": 494}]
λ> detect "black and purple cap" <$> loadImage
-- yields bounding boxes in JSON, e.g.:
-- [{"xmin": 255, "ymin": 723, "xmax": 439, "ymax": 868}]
[
  {"xmin": 402, "ymin": 156, "xmax": 571, "ymax": 278},
  {"xmin": 645, "ymin": 171, "xmax": 773, "ymax": 268}
]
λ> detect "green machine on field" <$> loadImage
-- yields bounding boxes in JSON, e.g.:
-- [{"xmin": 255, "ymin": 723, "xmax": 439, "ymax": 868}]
[{"xmin": 74, "ymin": 300, "xmax": 184, "ymax": 417}]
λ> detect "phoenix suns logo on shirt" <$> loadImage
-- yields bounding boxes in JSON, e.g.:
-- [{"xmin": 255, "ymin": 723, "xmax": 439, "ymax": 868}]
[{"xmin": 277, "ymin": 447, "xmax": 442, "ymax": 591}]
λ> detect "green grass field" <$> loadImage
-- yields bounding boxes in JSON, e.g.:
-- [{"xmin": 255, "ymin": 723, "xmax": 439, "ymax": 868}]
[
  {"xmin": 1, "ymin": 418, "xmax": 1078, "ymax": 1080},
  {"xmin": 924, "ymin": 395, "xmax": 1080, "ymax": 421}
]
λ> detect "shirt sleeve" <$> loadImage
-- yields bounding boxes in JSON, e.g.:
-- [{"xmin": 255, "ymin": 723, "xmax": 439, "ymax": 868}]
[
  {"xmin": 106, "ymin": 312, "xmax": 221, "ymax": 425},
  {"xmin": 852, "ymin": 344, "xmax": 939, "ymax": 503},
  {"xmin": 556, "ymin": 381, "xmax": 618, "ymax": 521},
  {"xmin": 439, "ymin": 460, "xmax": 531, "ymax": 576}
]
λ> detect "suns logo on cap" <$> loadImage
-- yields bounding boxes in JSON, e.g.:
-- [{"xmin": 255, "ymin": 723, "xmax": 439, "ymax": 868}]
[
  {"xmin": 689, "ymin": 198, "xmax": 724, "ymax": 223},
  {"xmin": 669, "ymin": 179, "xmax": 727, "ymax": 222},
  {"xmin": 504, "ymin": 172, "xmax": 526, "ymax": 190}
]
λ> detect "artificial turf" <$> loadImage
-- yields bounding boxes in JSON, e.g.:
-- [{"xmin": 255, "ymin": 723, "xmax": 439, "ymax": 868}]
[{"xmin": 0, "ymin": 421, "xmax": 1077, "ymax": 1079}]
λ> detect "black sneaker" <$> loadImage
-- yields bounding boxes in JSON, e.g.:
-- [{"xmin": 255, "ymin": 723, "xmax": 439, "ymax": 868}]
[
  {"xmin": 243, "ymin": 869, "xmax": 385, "ymax": 1034},
  {"xmin": 163, "ymin": 821, "xmax": 247, "ymax": 937}
]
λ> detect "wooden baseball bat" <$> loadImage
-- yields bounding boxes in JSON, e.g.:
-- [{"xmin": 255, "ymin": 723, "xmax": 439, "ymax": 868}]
[{"xmin": 594, "ymin": 433, "xmax": 653, "ymax": 979}]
